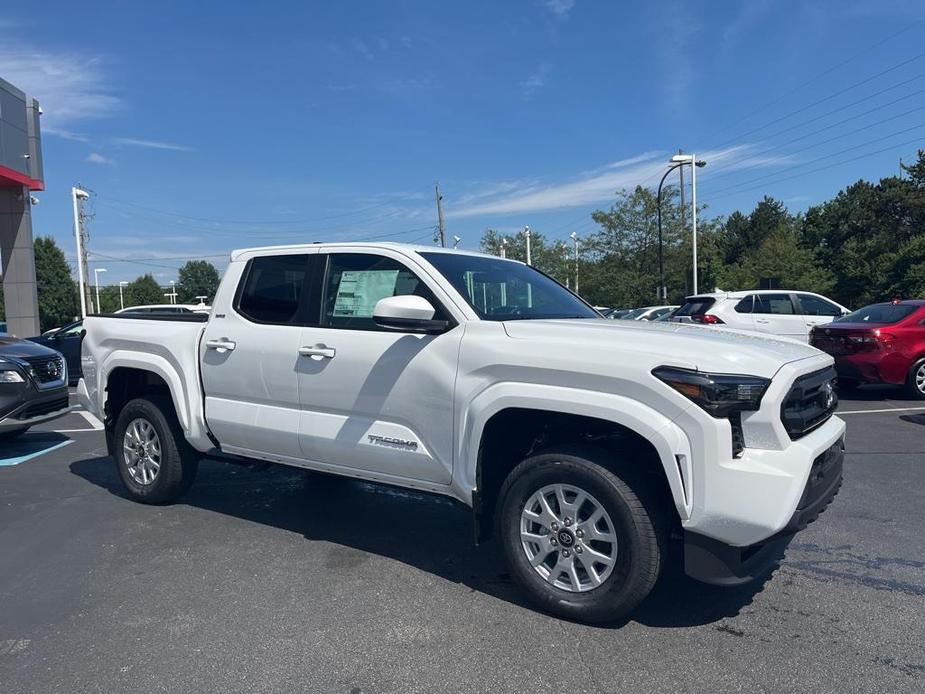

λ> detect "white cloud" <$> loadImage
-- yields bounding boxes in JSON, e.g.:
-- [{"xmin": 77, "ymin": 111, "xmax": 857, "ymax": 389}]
[
  {"xmin": 0, "ymin": 47, "xmax": 121, "ymax": 128},
  {"xmin": 656, "ymin": 3, "xmax": 701, "ymax": 116},
  {"xmin": 448, "ymin": 145, "xmax": 794, "ymax": 219},
  {"xmin": 521, "ymin": 62, "xmax": 552, "ymax": 97},
  {"xmin": 86, "ymin": 152, "xmax": 113, "ymax": 165},
  {"xmin": 400, "ymin": 35, "xmax": 413, "ymax": 49},
  {"xmin": 542, "ymin": 0, "xmax": 576, "ymax": 18},
  {"xmin": 112, "ymin": 137, "xmax": 193, "ymax": 152},
  {"xmin": 350, "ymin": 38, "xmax": 374, "ymax": 61}
]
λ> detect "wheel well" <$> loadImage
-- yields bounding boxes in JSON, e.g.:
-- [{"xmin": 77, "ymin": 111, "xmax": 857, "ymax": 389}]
[
  {"xmin": 474, "ymin": 408, "xmax": 679, "ymax": 543},
  {"xmin": 104, "ymin": 367, "xmax": 173, "ymax": 430}
]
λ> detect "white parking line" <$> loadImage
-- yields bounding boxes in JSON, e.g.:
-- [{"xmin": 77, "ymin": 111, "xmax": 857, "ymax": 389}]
[
  {"xmin": 78, "ymin": 410, "xmax": 104, "ymax": 430},
  {"xmin": 838, "ymin": 406, "xmax": 925, "ymax": 415}
]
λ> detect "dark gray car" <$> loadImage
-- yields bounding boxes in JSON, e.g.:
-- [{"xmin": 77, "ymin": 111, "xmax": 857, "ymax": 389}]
[{"xmin": 0, "ymin": 336, "xmax": 71, "ymax": 440}]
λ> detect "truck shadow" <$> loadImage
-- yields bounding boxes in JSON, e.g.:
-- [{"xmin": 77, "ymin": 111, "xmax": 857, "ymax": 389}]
[{"xmin": 69, "ymin": 455, "xmax": 773, "ymax": 629}]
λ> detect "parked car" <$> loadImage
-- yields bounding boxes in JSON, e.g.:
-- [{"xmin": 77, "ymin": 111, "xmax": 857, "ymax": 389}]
[
  {"xmin": 810, "ymin": 299, "xmax": 925, "ymax": 399},
  {"xmin": 116, "ymin": 304, "xmax": 210, "ymax": 315},
  {"xmin": 670, "ymin": 290, "xmax": 849, "ymax": 342},
  {"xmin": 616, "ymin": 305, "xmax": 679, "ymax": 321},
  {"xmin": 27, "ymin": 320, "xmax": 84, "ymax": 385},
  {"xmin": 0, "ymin": 335, "xmax": 71, "ymax": 440},
  {"xmin": 79, "ymin": 242, "xmax": 844, "ymax": 624},
  {"xmin": 603, "ymin": 308, "xmax": 633, "ymax": 319}
]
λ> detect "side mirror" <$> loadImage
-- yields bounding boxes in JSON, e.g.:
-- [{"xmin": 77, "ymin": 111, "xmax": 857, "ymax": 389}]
[{"xmin": 373, "ymin": 295, "xmax": 450, "ymax": 334}]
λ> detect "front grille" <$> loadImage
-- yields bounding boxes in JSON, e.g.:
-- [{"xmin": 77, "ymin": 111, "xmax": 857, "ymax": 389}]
[
  {"xmin": 730, "ymin": 412, "xmax": 745, "ymax": 458},
  {"xmin": 22, "ymin": 354, "xmax": 66, "ymax": 386},
  {"xmin": 780, "ymin": 366, "xmax": 838, "ymax": 440},
  {"xmin": 17, "ymin": 394, "xmax": 69, "ymax": 420}
]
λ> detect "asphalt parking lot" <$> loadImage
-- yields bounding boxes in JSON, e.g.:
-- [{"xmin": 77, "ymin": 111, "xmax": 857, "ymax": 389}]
[{"xmin": 2, "ymin": 389, "xmax": 924, "ymax": 694}]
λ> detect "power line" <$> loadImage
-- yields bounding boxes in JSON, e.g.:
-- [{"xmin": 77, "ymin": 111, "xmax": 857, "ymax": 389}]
[
  {"xmin": 704, "ymin": 122, "xmax": 925, "ymax": 197},
  {"xmin": 707, "ymin": 135, "xmax": 925, "ymax": 202},
  {"xmin": 712, "ymin": 52, "xmax": 925, "ymax": 149},
  {"xmin": 705, "ymin": 102, "xmax": 925, "ymax": 184},
  {"xmin": 700, "ymin": 19, "xmax": 924, "ymax": 143}
]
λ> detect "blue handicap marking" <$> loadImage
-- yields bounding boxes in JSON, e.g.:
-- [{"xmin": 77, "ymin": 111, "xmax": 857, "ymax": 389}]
[{"xmin": 0, "ymin": 436, "xmax": 73, "ymax": 467}]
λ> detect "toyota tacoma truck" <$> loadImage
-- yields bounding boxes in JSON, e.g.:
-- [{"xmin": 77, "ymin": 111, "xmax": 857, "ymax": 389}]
[{"xmin": 78, "ymin": 243, "xmax": 845, "ymax": 623}]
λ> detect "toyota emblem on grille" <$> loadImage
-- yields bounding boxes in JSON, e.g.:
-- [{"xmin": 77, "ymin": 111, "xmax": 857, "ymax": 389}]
[{"xmin": 820, "ymin": 381, "xmax": 835, "ymax": 410}]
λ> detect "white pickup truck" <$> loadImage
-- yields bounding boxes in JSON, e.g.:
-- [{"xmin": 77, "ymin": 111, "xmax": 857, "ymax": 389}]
[{"xmin": 79, "ymin": 243, "xmax": 845, "ymax": 623}]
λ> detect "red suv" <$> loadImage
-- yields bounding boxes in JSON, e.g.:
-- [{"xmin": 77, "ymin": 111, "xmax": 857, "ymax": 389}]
[{"xmin": 809, "ymin": 300, "xmax": 925, "ymax": 399}]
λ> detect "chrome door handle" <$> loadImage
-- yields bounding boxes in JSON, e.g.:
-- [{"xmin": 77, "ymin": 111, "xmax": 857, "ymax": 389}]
[
  {"xmin": 755, "ymin": 319, "xmax": 771, "ymax": 324},
  {"xmin": 205, "ymin": 338, "xmax": 236, "ymax": 352},
  {"xmin": 299, "ymin": 344, "xmax": 336, "ymax": 360}
]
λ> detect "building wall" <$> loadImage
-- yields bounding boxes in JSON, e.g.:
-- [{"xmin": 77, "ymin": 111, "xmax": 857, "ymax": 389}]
[{"xmin": 0, "ymin": 76, "xmax": 43, "ymax": 337}]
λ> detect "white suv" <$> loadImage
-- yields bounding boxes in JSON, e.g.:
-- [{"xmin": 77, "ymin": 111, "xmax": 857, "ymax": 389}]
[{"xmin": 671, "ymin": 290, "xmax": 849, "ymax": 342}]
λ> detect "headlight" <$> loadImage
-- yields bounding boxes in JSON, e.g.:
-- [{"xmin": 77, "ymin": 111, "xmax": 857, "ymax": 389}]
[
  {"xmin": 653, "ymin": 366, "xmax": 770, "ymax": 417},
  {"xmin": 0, "ymin": 359, "xmax": 25, "ymax": 383}
]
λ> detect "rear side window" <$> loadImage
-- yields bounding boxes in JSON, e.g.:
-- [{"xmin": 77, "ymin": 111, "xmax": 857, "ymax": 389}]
[
  {"xmin": 836, "ymin": 304, "xmax": 917, "ymax": 324},
  {"xmin": 323, "ymin": 253, "xmax": 447, "ymax": 330},
  {"xmin": 675, "ymin": 297, "xmax": 716, "ymax": 317},
  {"xmin": 797, "ymin": 294, "xmax": 841, "ymax": 316},
  {"xmin": 734, "ymin": 296, "xmax": 754, "ymax": 313},
  {"xmin": 236, "ymin": 254, "xmax": 309, "ymax": 324},
  {"xmin": 754, "ymin": 294, "xmax": 795, "ymax": 315}
]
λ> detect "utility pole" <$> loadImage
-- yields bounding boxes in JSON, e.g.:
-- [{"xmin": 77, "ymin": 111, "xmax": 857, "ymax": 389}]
[
  {"xmin": 570, "ymin": 231, "xmax": 580, "ymax": 294},
  {"xmin": 119, "ymin": 281, "xmax": 128, "ymax": 310},
  {"xmin": 678, "ymin": 148, "xmax": 686, "ymax": 241},
  {"xmin": 523, "ymin": 226, "xmax": 533, "ymax": 307},
  {"xmin": 524, "ymin": 226, "xmax": 532, "ymax": 265},
  {"xmin": 71, "ymin": 187, "xmax": 92, "ymax": 318},
  {"xmin": 500, "ymin": 237, "xmax": 508, "ymax": 258},
  {"xmin": 435, "ymin": 183, "xmax": 446, "ymax": 247},
  {"xmin": 691, "ymin": 152, "xmax": 699, "ymax": 295}
]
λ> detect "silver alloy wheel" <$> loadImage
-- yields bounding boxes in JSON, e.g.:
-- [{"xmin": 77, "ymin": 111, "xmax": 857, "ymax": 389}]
[
  {"xmin": 916, "ymin": 362, "xmax": 925, "ymax": 394},
  {"xmin": 520, "ymin": 483, "xmax": 618, "ymax": 592},
  {"xmin": 123, "ymin": 417, "xmax": 162, "ymax": 486}
]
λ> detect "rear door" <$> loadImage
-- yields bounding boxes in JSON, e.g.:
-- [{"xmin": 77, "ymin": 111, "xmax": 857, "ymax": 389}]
[
  {"xmin": 201, "ymin": 251, "xmax": 317, "ymax": 461},
  {"xmin": 752, "ymin": 293, "xmax": 807, "ymax": 340}
]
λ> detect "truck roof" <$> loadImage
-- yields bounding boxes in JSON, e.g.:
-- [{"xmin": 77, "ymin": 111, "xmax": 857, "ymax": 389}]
[{"xmin": 229, "ymin": 241, "xmax": 508, "ymax": 262}]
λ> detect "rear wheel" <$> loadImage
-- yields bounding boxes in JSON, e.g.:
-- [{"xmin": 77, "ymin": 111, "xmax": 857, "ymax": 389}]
[
  {"xmin": 907, "ymin": 358, "xmax": 925, "ymax": 400},
  {"xmin": 498, "ymin": 447, "xmax": 667, "ymax": 624},
  {"xmin": 114, "ymin": 397, "xmax": 198, "ymax": 504}
]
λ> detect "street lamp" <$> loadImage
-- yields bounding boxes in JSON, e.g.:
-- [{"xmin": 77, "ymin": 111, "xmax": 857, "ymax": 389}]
[
  {"xmin": 523, "ymin": 226, "xmax": 532, "ymax": 265},
  {"xmin": 169, "ymin": 280, "xmax": 176, "ymax": 305},
  {"xmin": 119, "ymin": 281, "xmax": 128, "ymax": 310},
  {"xmin": 569, "ymin": 231, "xmax": 580, "ymax": 294},
  {"xmin": 72, "ymin": 187, "xmax": 90, "ymax": 318},
  {"xmin": 657, "ymin": 154, "xmax": 706, "ymax": 300},
  {"xmin": 93, "ymin": 268, "xmax": 107, "ymax": 314},
  {"xmin": 500, "ymin": 237, "xmax": 508, "ymax": 259}
]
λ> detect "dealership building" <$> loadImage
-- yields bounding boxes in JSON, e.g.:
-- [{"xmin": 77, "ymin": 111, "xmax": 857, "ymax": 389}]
[{"xmin": 0, "ymin": 76, "xmax": 44, "ymax": 337}]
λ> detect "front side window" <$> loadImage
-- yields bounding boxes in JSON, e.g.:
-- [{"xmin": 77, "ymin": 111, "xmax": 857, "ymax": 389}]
[
  {"xmin": 797, "ymin": 294, "xmax": 841, "ymax": 316},
  {"xmin": 236, "ymin": 254, "xmax": 309, "ymax": 324},
  {"xmin": 323, "ymin": 253, "xmax": 448, "ymax": 330},
  {"xmin": 420, "ymin": 252, "xmax": 597, "ymax": 321},
  {"xmin": 754, "ymin": 294, "xmax": 795, "ymax": 315}
]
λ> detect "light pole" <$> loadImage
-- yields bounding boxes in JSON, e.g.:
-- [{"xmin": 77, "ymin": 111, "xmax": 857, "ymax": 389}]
[
  {"xmin": 669, "ymin": 154, "xmax": 706, "ymax": 295},
  {"xmin": 93, "ymin": 268, "xmax": 107, "ymax": 314},
  {"xmin": 523, "ymin": 226, "xmax": 532, "ymax": 265},
  {"xmin": 169, "ymin": 280, "xmax": 176, "ymax": 304},
  {"xmin": 500, "ymin": 237, "xmax": 508, "ymax": 259},
  {"xmin": 119, "ymin": 281, "xmax": 128, "ymax": 310},
  {"xmin": 72, "ymin": 187, "xmax": 90, "ymax": 318},
  {"xmin": 453, "ymin": 235, "xmax": 461, "ymax": 249},
  {"xmin": 569, "ymin": 231, "xmax": 580, "ymax": 294}
]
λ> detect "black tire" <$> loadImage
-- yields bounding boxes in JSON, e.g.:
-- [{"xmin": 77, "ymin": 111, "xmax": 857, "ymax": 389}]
[
  {"xmin": 0, "ymin": 427, "xmax": 29, "ymax": 441},
  {"xmin": 498, "ymin": 445, "xmax": 667, "ymax": 624},
  {"xmin": 113, "ymin": 397, "xmax": 199, "ymax": 504},
  {"xmin": 906, "ymin": 358, "xmax": 925, "ymax": 400},
  {"xmin": 836, "ymin": 378, "xmax": 860, "ymax": 392}
]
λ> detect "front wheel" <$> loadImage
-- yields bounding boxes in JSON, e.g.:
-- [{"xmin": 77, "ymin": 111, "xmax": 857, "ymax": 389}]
[
  {"xmin": 907, "ymin": 358, "xmax": 925, "ymax": 400},
  {"xmin": 113, "ymin": 397, "xmax": 198, "ymax": 504},
  {"xmin": 498, "ymin": 447, "xmax": 667, "ymax": 624}
]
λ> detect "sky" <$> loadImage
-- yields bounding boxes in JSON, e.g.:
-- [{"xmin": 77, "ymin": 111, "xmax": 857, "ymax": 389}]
[{"xmin": 1, "ymin": 0, "xmax": 924, "ymax": 283}]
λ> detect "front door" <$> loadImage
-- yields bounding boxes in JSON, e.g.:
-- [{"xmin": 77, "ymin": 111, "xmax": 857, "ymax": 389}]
[
  {"xmin": 201, "ymin": 251, "xmax": 315, "ymax": 461},
  {"xmin": 796, "ymin": 293, "xmax": 844, "ymax": 334},
  {"xmin": 296, "ymin": 251, "xmax": 461, "ymax": 484}
]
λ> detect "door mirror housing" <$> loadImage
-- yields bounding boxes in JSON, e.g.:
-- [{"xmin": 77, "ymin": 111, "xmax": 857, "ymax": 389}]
[{"xmin": 373, "ymin": 295, "xmax": 450, "ymax": 334}]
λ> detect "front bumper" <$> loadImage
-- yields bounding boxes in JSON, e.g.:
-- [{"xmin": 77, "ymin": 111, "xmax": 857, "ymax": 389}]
[
  {"xmin": 684, "ymin": 436, "xmax": 844, "ymax": 585},
  {"xmin": 0, "ymin": 383, "xmax": 72, "ymax": 431}
]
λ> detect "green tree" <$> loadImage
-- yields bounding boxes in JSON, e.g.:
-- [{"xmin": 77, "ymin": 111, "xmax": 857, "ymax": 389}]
[
  {"xmin": 480, "ymin": 228, "xmax": 573, "ymax": 285},
  {"xmin": 34, "ymin": 237, "xmax": 79, "ymax": 331},
  {"xmin": 125, "ymin": 274, "xmax": 166, "ymax": 307},
  {"xmin": 176, "ymin": 260, "xmax": 220, "ymax": 304}
]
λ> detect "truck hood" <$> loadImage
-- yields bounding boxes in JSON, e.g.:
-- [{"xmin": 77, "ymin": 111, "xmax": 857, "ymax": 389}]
[{"xmin": 502, "ymin": 318, "xmax": 825, "ymax": 378}]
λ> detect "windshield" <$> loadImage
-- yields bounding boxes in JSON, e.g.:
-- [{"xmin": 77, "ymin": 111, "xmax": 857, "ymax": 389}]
[
  {"xmin": 835, "ymin": 303, "xmax": 917, "ymax": 324},
  {"xmin": 619, "ymin": 308, "xmax": 648, "ymax": 320},
  {"xmin": 420, "ymin": 252, "xmax": 598, "ymax": 321}
]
